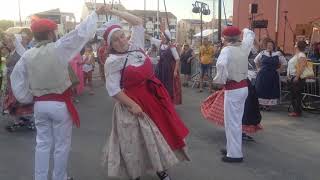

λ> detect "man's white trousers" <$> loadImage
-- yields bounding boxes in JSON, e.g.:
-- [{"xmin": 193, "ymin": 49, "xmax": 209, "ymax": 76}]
[
  {"xmin": 34, "ymin": 101, "xmax": 72, "ymax": 180},
  {"xmin": 224, "ymin": 87, "xmax": 248, "ymax": 158}
]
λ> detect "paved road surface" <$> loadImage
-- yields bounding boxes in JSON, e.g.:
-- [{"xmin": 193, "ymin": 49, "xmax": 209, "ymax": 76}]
[{"xmin": 1, "ymin": 80, "xmax": 319, "ymax": 180}]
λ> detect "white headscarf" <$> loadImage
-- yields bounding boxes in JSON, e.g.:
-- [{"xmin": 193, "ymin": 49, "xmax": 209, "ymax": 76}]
[{"xmin": 96, "ymin": 19, "xmax": 122, "ymax": 46}]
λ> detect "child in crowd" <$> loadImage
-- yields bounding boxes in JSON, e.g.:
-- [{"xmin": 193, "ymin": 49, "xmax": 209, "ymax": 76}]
[{"xmin": 82, "ymin": 45, "xmax": 95, "ymax": 95}]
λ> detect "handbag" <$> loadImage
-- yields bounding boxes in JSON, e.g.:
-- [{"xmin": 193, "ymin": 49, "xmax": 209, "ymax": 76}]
[
  {"xmin": 299, "ymin": 60, "xmax": 314, "ymax": 79},
  {"xmin": 68, "ymin": 65, "xmax": 80, "ymax": 87}
]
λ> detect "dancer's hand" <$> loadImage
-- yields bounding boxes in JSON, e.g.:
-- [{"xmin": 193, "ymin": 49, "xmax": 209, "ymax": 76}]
[
  {"xmin": 104, "ymin": 5, "xmax": 113, "ymax": 13},
  {"xmin": 95, "ymin": 6, "xmax": 106, "ymax": 15},
  {"xmin": 145, "ymin": 33, "xmax": 152, "ymax": 40},
  {"xmin": 95, "ymin": 5, "xmax": 112, "ymax": 15},
  {"xmin": 129, "ymin": 104, "xmax": 143, "ymax": 116},
  {"xmin": 174, "ymin": 70, "xmax": 178, "ymax": 78},
  {"xmin": 160, "ymin": 24, "xmax": 165, "ymax": 33}
]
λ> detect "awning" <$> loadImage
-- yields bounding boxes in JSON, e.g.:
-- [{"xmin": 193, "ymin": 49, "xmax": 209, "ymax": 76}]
[{"xmin": 193, "ymin": 29, "xmax": 218, "ymax": 37}]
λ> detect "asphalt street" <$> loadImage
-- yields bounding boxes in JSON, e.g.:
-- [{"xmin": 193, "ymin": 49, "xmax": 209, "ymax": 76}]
[{"xmin": 1, "ymin": 79, "xmax": 319, "ymax": 180}]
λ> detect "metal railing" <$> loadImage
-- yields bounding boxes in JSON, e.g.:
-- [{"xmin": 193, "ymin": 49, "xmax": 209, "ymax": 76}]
[
  {"xmin": 280, "ymin": 62, "xmax": 320, "ymax": 111},
  {"xmin": 190, "ymin": 57, "xmax": 217, "ymax": 88},
  {"xmin": 190, "ymin": 58, "xmax": 320, "ymax": 111}
]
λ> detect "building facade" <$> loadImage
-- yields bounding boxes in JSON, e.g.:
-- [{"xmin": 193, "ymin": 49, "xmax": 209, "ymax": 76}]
[
  {"xmin": 177, "ymin": 19, "xmax": 202, "ymax": 45},
  {"xmin": 129, "ymin": 10, "xmax": 177, "ymax": 41},
  {"xmin": 177, "ymin": 19, "xmax": 215, "ymax": 45},
  {"xmin": 26, "ymin": 8, "xmax": 76, "ymax": 36},
  {"xmin": 81, "ymin": 2, "xmax": 127, "ymax": 26},
  {"xmin": 233, "ymin": 0, "xmax": 320, "ymax": 53},
  {"xmin": 81, "ymin": 2, "xmax": 177, "ymax": 41}
]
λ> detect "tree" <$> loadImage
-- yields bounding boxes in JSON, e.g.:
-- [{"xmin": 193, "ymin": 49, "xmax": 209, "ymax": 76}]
[
  {"xmin": 0, "ymin": 20, "xmax": 14, "ymax": 31},
  {"xmin": 187, "ymin": 28, "xmax": 195, "ymax": 44}
]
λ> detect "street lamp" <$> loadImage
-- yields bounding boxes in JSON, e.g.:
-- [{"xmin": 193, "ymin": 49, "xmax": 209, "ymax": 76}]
[
  {"xmin": 18, "ymin": 0, "xmax": 22, "ymax": 26},
  {"xmin": 192, "ymin": 1, "xmax": 211, "ymax": 45}
]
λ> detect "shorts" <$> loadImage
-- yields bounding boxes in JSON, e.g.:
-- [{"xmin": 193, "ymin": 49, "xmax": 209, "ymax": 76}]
[{"xmin": 200, "ymin": 64, "xmax": 212, "ymax": 79}]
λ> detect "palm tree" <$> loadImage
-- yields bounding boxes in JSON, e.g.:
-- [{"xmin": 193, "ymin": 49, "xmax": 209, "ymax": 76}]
[{"xmin": 187, "ymin": 28, "xmax": 196, "ymax": 44}]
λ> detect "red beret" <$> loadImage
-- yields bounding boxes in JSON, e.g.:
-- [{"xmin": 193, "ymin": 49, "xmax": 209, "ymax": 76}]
[
  {"xmin": 31, "ymin": 19, "xmax": 57, "ymax": 33},
  {"xmin": 222, "ymin": 26, "xmax": 241, "ymax": 37}
]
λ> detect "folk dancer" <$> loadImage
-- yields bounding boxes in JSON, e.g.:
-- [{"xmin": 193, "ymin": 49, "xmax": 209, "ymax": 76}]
[
  {"xmin": 146, "ymin": 30, "xmax": 182, "ymax": 105},
  {"xmin": 1, "ymin": 32, "xmax": 34, "ymax": 132},
  {"xmin": 212, "ymin": 26, "xmax": 255, "ymax": 163},
  {"xmin": 10, "ymin": 6, "xmax": 109, "ymax": 180},
  {"xmin": 100, "ymin": 8, "xmax": 190, "ymax": 180}
]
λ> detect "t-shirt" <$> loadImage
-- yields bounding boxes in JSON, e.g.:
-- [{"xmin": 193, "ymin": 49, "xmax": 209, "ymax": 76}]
[
  {"xmin": 200, "ymin": 45, "xmax": 215, "ymax": 64},
  {"xmin": 287, "ymin": 52, "xmax": 306, "ymax": 76}
]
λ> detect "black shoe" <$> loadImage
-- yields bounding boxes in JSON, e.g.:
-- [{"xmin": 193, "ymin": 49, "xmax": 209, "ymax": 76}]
[
  {"xmin": 220, "ymin": 149, "xmax": 227, "ymax": 156},
  {"xmin": 24, "ymin": 120, "xmax": 35, "ymax": 131},
  {"xmin": 242, "ymin": 133, "xmax": 255, "ymax": 142},
  {"xmin": 157, "ymin": 170, "xmax": 170, "ymax": 180},
  {"xmin": 264, "ymin": 106, "xmax": 271, "ymax": 111},
  {"xmin": 19, "ymin": 117, "xmax": 31, "ymax": 122},
  {"xmin": 131, "ymin": 178, "xmax": 140, "ymax": 180},
  {"xmin": 221, "ymin": 156, "xmax": 243, "ymax": 163},
  {"xmin": 67, "ymin": 177, "xmax": 74, "ymax": 180},
  {"xmin": 5, "ymin": 123, "xmax": 22, "ymax": 132},
  {"xmin": 5, "ymin": 125, "xmax": 16, "ymax": 132}
]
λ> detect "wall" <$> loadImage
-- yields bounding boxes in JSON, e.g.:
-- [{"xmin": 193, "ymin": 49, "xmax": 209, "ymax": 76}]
[
  {"xmin": 177, "ymin": 20, "xmax": 203, "ymax": 44},
  {"xmin": 233, "ymin": 0, "xmax": 320, "ymax": 54}
]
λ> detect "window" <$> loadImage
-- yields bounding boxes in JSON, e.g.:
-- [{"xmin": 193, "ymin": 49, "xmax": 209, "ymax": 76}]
[
  {"xmin": 169, "ymin": 25, "xmax": 175, "ymax": 30},
  {"xmin": 98, "ymin": 15, "xmax": 106, "ymax": 21}
]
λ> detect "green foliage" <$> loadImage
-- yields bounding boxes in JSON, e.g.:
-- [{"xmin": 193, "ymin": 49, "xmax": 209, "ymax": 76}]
[
  {"xmin": 0, "ymin": 20, "xmax": 14, "ymax": 31},
  {"xmin": 187, "ymin": 28, "xmax": 196, "ymax": 43}
]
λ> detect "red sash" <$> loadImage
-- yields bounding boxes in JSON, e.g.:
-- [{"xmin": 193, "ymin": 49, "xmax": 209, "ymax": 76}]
[
  {"xmin": 34, "ymin": 89, "xmax": 80, "ymax": 128},
  {"xmin": 225, "ymin": 79, "xmax": 248, "ymax": 90}
]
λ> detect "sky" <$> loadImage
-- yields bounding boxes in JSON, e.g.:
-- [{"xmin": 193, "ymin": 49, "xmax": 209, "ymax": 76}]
[{"xmin": 0, "ymin": 0, "xmax": 233, "ymax": 22}]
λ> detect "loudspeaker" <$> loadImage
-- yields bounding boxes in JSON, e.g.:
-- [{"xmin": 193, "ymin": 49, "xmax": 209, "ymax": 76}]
[
  {"xmin": 252, "ymin": 20, "xmax": 268, "ymax": 29},
  {"xmin": 295, "ymin": 24, "xmax": 313, "ymax": 37},
  {"xmin": 249, "ymin": 3, "xmax": 258, "ymax": 14}
]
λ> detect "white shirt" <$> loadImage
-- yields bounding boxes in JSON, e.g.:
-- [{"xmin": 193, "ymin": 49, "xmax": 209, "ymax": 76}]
[
  {"xmin": 254, "ymin": 50, "xmax": 287, "ymax": 66},
  {"xmin": 105, "ymin": 25, "xmax": 146, "ymax": 96},
  {"xmin": 287, "ymin": 52, "xmax": 306, "ymax": 76},
  {"xmin": 10, "ymin": 12, "xmax": 99, "ymax": 104},
  {"xmin": 150, "ymin": 37, "xmax": 180, "ymax": 61},
  {"xmin": 13, "ymin": 34, "xmax": 26, "ymax": 56},
  {"xmin": 213, "ymin": 28, "xmax": 255, "ymax": 84}
]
